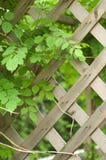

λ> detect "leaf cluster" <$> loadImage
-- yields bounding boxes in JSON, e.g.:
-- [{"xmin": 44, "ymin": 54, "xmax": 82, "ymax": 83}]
[{"xmin": 0, "ymin": 0, "xmax": 86, "ymax": 131}]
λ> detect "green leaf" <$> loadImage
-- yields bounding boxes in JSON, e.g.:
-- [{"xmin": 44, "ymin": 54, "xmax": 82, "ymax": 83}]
[
  {"xmin": 1, "ymin": 96, "xmax": 8, "ymax": 105},
  {"xmin": 3, "ymin": 46, "xmax": 15, "ymax": 56},
  {"xmin": 34, "ymin": 36, "xmax": 43, "ymax": 44},
  {"xmin": 35, "ymin": 45, "xmax": 42, "ymax": 52},
  {"xmin": 39, "ymin": 90, "xmax": 45, "ymax": 101},
  {"xmin": 19, "ymin": 66, "xmax": 27, "ymax": 75},
  {"xmin": 17, "ymin": 47, "xmax": 28, "ymax": 55},
  {"xmin": 6, "ymin": 100, "xmax": 18, "ymax": 113},
  {"xmin": 2, "ymin": 47, "xmax": 27, "ymax": 72},
  {"xmin": 69, "ymin": 48, "xmax": 74, "ymax": 54},
  {"xmin": 22, "ymin": 79, "xmax": 32, "ymax": 88},
  {"xmin": 24, "ymin": 38, "xmax": 34, "ymax": 49},
  {"xmin": 45, "ymin": 85, "xmax": 53, "ymax": 91},
  {"xmin": 46, "ymin": 92, "xmax": 54, "ymax": 101},
  {"xmin": 0, "ymin": 18, "xmax": 2, "ymax": 25},
  {"xmin": 61, "ymin": 42, "xmax": 69, "ymax": 50},
  {"xmin": 0, "ymin": 45, "xmax": 3, "ymax": 52},
  {"xmin": 3, "ymin": 82, "xmax": 14, "ymax": 89},
  {"xmin": 2, "ymin": 22, "xmax": 13, "ymax": 34},
  {"xmin": 30, "ymin": 54, "xmax": 41, "ymax": 63},
  {"xmin": 5, "ymin": 58, "xmax": 18, "ymax": 72},
  {"xmin": 79, "ymin": 55, "xmax": 86, "ymax": 62},
  {"xmin": 7, "ymin": 90, "xmax": 19, "ymax": 97},
  {"xmin": 74, "ymin": 49, "xmax": 86, "ymax": 62},
  {"xmin": 29, "ymin": 112, "xmax": 37, "ymax": 123},
  {"xmin": 4, "ymin": 11, "xmax": 14, "ymax": 21},
  {"xmin": 20, "ymin": 88, "xmax": 32, "ymax": 97},
  {"xmin": 55, "ymin": 38, "xmax": 63, "ymax": 47},
  {"xmin": 2, "ymin": 55, "xmax": 13, "ymax": 66},
  {"xmin": 46, "ymin": 36, "xmax": 55, "ymax": 48},
  {"xmin": 0, "ymin": 146, "xmax": 13, "ymax": 159},
  {"xmin": 14, "ymin": 28, "xmax": 23, "ymax": 39},
  {"xmin": 74, "ymin": 49, "xmax": 83, "ymax": 59},
  {"xmin": 21, "ymin": 108, "xmax": 28, "ymax": 115},
  {"xmin": 0, "ymin": 78, "xmax": 21, "ymax": 114},
  {"xmin": 39, "ymin": 18, "xmax": 53, "ymax": 27},
  {"xmin": 32, "ymin": 85, "xmax": 39, "ymax": 94},
  {"xmin": 25, "ymin": 98, "xmax": 35, "ymax": 106},
  {"xmin": 29, "ymin": 106, "xmax": 37, "ymax": 112},
  {"xmin": 0, "ymin": 90, "xmax": 6, "ymax": 96}
]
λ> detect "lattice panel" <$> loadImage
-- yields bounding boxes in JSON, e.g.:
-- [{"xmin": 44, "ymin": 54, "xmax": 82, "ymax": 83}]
[{"xmin": 0, "ymin": 0, "xmax": 106, "ymax": 160}]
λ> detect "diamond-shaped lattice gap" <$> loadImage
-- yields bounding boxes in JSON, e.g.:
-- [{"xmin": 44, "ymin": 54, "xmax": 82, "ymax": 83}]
[
  {"xmin": 100, "ymin": 119, "xmax": 106, "ymax": 135},
  {"xmin": 83, "ymin": 140, "xmax": 102, "ymax": 159},
  {"xmin": 78, "ymin": 0, "xmax": 100, "ymax": 12},
  {"xmin": 99, "ymin": 17, "xmax": 106, "ymax": 30},
  {"xmin": 29, "ymin": 137, "xmax": 55, "ymax": 159},
  {"xmin": 99, "ymin": 67, "xmax": 106, "ymax": 84},
  {"xmin": 53, "ymin": 61, "xmax": 80, "ymax": 91},
  {"xmin": 54, "ymin": 114, "xmax": 80, "ymax": 142},
  {"xmin": 76, "ymin": 88, "xmax": 103, "ymax": 115},
  {"xmin": 81, "ymin": 33, "xmax": 103, "ymax": 65},
  {"xmin": 12, "ymin": 115, "xmax": 35, "ymax": 139},
  {"xmin": 38, "ymin": 100, "xmax": 55, "ymax": 114},
  {"xmin": 63, "ymin": 9, "xmax": 80, "ymax": 31}
]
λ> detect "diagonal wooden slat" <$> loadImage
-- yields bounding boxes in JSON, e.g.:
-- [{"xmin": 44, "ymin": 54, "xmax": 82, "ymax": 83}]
[
  {"xmin": 70, "ymin": 60, "xmax": 106, "ymax": 101},
  {"xmin": 48, "ymin": 0, "xmax": 74, "ymax": 21},
  {"xmin": 70, "ymin": 0, "xmax": 106, "ymax": 42},
  {"xmin": 0, "ymin": 1, "xmax": 106, "ymax": 160},
  {"xmin": 12, "ymin": 47, "xmax": 106, "ymax": 160},
  {"xmin": 52, "ymin": 79, "xmax": 106, "ymax": 153},
  {"xmin": 8, "ymin": 74, "xmax": 106, "ymax": 159},
  {"xmin": 33, "ymin": 0, "xmax": 106, "ymax": 85},
  {"xmin": 69, "ymin": 0, "xmax": 106, "ymax": 47},
  {"xmin": 53, "ymin": 101, "xmax": 106, "ymax": 160},
  {"xmin": 12, "ymin": 0, "xmax": 34, "ymax": 25}
]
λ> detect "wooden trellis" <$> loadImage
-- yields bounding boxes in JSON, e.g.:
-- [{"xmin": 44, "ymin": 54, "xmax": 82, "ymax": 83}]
[{"xmin": 0, "ymin": 0, "xmax": 106, "ymax": 160}]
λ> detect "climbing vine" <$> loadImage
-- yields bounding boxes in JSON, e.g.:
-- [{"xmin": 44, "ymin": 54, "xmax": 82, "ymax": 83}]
[
  {"xmin": 0, "ymin": 5, "xmax": 86, "ymax": 117},
  {"xmin": 0, "ymin": 0, "xmax": 87, "ymax": 159}
]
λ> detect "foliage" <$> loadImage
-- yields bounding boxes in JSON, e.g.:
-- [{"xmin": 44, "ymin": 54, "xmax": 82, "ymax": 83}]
[
  {"xmin": 0, "ymin": 0, "xmax": 104, "ymax": 159},
  {"xmin": 0, "ymin": 75, "xmax": 21, "ymax": 113},
  {"xmin": 0, "ymin": 0, "xmax": 18, "ymax": 10},
  {"xmin": 0, "ymin": 146, "xmax": 13, "ymax": 159},
  {"xmin": 78, "ymin": 0, "xmax": 99, "ymax": 11},
  {"xmin": 0, "ymin": 7, "xmax": 86, "ymax": 117},
  {"xmin": 33, "ymin": 0, "xmax": 59, "ymax": 12}
]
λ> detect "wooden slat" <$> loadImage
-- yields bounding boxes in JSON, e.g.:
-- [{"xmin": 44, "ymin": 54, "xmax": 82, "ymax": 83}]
[
  {"xmin": 70, "ymin": 60, "xmax": 106, "ymax": 101},
  {"xmin": 33, "ymin": 59, "xmax": 64, "ymax": 85},
  {"xmin": 12, "ymin": 48, "xmax": 106, "ymax": 160},
  {"xmin": 46, "ymin": 128, "xmax": 66, "ymax": 151},
  {"xmin": 2, "ymin": 1, "xmax": 106, "ymax": 160},
  {"xmin": 33, "ymin": 0, "xmax": 106, "ymax": 85},
  {"xmin": 69, "ymin": 0, "xmax": 106, "ymax": 47},
  {"xmin": 12, "ymin": 0, "xmax": 34, "ymax": 25},
  {"xmin": 70, "ymin": 0, "xmax": 106, "ymax": 42},
  {"xmin": 28, "ymin": 8, "xmax": 78, "ymax": 26},
  {"xmin": 53, "ymin": 101, "xmax": 106, "ymax": 160},
  {"xmin": 48, "ymin": 0, "xmax": 74, "ymax": 21},
  {"xmin": 5, "ymin": 127, "xmax": 23, "ymax": 145},
  {"xmin": 0, "ymin": 114, "xmax": 14, "ymax": 132},
  {"xmin": 102, "ymin": 154, "xmax": 106, "ymax": 160},
  {"xmin": 37, "ymin": 111, "xmax": 66, "ymax": 151},
  {"xmin": 52, "ymin": 78, "xmax": 106, "ymax": 153}
]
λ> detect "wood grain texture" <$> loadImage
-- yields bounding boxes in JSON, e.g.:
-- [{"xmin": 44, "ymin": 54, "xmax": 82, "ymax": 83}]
[
  {"xmin": 12, "ymin": 0, "xmax": 34, "ymax": 25},
  {"xmin": 12, "ymin": 48, "xmax": 106, "ymax": 160},
  {"xmin": 53, "ymin": 101, "xmax": 106, "ymax": 160},
  {"xmin": 48, "ymin": 0, "xmax": 74, "ymax": 21},
  {"xmin": 2, "ymin": 1, "xmax": 106, "ymax": 160}
]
